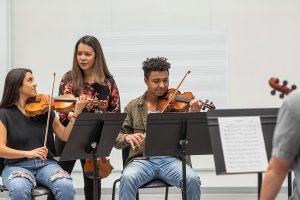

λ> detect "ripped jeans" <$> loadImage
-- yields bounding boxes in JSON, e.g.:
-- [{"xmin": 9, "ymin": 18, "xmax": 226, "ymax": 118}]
[{"xmin": 2, "ymin": 158, "xmax": 74, "ymax": 200}]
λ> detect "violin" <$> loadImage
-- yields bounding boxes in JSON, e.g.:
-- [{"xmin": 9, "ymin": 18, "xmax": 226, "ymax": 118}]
[
  {"xmin": 157, "ymin": 88, "xmax": 216, "ymax": 112},
  {"xmin": 269, "ymin": 77, "xmax": 297, "ymax": 98},
  {"xmin": 25, "ymin": 94, "xmax": 108, "ymax": 117},
  {"xmin": 25, "ymin": 92, "xmax": 113, "ymax": 178},
  {"xmin": 84, "ymin": 157, "xmax": 113, "ymax": 179},
  {"xmin": 156, "ymin": 71, "xmax": 216, "ymax": 112}
]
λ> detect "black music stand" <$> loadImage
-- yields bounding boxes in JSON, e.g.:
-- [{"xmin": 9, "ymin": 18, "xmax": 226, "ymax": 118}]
[
  {"xmin": 59, "ymin": 113, "xmax": 126, "ymax": 200},
  {"xmin": 207, "ymin": 108, "xmax": 281, "ymax": 199},
  {"xmin": 145, "ymin": 112, "xmax": 211, "ymax": 200}
]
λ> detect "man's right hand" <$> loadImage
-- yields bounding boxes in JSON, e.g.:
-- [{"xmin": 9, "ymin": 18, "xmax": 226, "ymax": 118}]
[{"xmin": 125, "ymin": 133, "xmax": 145, "ymax": 150}]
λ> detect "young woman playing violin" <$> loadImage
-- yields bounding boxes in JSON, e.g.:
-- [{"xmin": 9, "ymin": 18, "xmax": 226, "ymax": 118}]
[
  {"xmin": 54, "ymin": 35, "xmax": 120, "ymax": 200},
  {"xmin": 0, "ymin": 68, "xmax": 90, "ymax": 200},
  {"xmin": 115, "ymin": 57, "xmax": 202, "ymax": 200}
]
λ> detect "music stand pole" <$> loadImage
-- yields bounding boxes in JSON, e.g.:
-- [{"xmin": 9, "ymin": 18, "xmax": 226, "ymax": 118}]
[
  {"xmin": 91, "ymin": 141, "xmax": 99, "ymax": 200},
  {"xmin": 85, "ymin": 119, "xmax": 104, "ymax": 200},
  {"xmin": 179, "ymin": 119, "xmax": 188, "ymax": 200},
  {"xmin": 258, "ymin": 172, "xmax": 262, "ymax": 199}
]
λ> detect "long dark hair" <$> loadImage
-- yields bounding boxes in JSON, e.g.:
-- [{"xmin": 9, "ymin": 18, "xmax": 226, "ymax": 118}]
[
  {"xmin": 0, "ymin": 68, "xmax": 32, "ymax": 108},
  {"xmin": 71, "ymin": 35, "xmax": 112, "ymax": 96}
]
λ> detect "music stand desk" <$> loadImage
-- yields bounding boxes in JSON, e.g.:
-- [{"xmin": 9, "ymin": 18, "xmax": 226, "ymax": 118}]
[
  {"xmin": 207, "ymin": 108, "xmax": 285, "ymax": 199},
  {"xmin": 145, "ymin": 112, "xmax": 211, "ymax": 200},
  {"xmin": 59, "ymin": 113, "xmax": 126, "ymax": 200}
]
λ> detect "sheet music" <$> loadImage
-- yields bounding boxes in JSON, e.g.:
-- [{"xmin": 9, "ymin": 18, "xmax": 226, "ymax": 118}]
[{"xmin": 218, "ymin": 116, "xmax": 268, "ymax": 173}]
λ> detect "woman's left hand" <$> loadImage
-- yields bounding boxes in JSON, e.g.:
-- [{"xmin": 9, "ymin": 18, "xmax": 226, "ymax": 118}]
[{"xmin": 189, "ymin": 99, "xmax": 202, "ymax": 112}]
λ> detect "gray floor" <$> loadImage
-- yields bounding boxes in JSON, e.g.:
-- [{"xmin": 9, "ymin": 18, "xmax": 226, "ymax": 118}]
[{"xmin": 0, "ymin": 188, "xmax": 289, "ymax": 200}]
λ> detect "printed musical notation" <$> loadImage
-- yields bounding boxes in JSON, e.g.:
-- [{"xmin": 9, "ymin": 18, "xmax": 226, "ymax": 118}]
[{"xmin": 218, "ymin": 116, "xmax": 268, "ymax": 173}]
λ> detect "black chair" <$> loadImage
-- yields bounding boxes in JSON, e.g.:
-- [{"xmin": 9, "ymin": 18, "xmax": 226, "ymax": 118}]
[
  {"xmin": 112, "ymin": 147, "xmax": 178, "ymax": 200},
  {"xmin": 0, "ymin": 158, "xmax": 54, "ymax": 200},
  {"xmin": 0, "ymin": 184, "xmax": 53, "ymax": 200}
]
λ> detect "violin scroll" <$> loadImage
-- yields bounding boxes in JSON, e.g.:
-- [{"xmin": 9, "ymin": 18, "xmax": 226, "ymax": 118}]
[
  {"xmin": 201, "ymin": 100, "xmax": 216, "ymax": 111},
  {"xmin": 269, "ymin": 77, "xmax": 297, "ymax": 98}
]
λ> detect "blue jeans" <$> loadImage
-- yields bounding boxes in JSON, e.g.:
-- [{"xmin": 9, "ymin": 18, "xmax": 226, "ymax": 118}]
[
  {"xmin": 120, "ymin": 156, "xmax": 201, "ymax": 200},
  {"xmin": 2, "ymin": 159, "xmax": 74, "ymax": 200}
]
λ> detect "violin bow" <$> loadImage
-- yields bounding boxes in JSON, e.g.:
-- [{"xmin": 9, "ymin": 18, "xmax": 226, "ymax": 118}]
[
  {"xmin": 161, "ymin": 70, "xmax": 191, "ymax": 112},
  {"xmin": 44, "ymin": 73, "xmax": 56, "ymax": 147}
]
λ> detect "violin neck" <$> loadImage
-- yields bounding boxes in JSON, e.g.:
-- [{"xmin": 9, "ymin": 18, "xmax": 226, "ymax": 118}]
[
  {"xmin": 53, "ymin": 97, "xmax": 77, "ymax": 102},
  {"xmin": 174, "ymin": 96, "xmax": 216, "ymax": 110},
  {"xmin": 53, "ymin": 97, "xmax": 105, "ymax": 106},
  {"xmin": 174, "ymin": 96, "xmax": 190, "ymax": 103}
]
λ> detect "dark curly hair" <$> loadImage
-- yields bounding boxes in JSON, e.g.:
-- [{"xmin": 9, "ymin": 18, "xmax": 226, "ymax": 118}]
[{"xmin": 142, "ymin": 57, "xmax": 171, "ymax": 78}]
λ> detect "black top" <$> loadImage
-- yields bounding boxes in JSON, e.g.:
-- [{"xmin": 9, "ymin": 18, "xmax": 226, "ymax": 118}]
[{"xmin": 0, "ymin": 105, "xmax": 57, "ymax": 166}]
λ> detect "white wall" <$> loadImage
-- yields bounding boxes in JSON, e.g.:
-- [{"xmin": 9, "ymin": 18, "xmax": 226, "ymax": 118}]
[
  {"xmin": 11, "ymin": 0, "xmax": 300, "ymax": 107},
  {"xmin": 0, "ymin": 0, "xmax": 11, "ymax": 98},
  {"xmin": 2, "ymin": 0, "xmax": 300, "ymax": 189}
]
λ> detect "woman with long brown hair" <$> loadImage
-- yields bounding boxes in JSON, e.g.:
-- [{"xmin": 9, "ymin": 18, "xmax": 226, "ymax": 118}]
[{"xmin": 55, "ymin": 35, "xmax": 120, "ymax": 200}]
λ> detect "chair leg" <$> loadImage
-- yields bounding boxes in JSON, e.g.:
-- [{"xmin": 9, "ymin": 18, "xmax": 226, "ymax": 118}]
[
  {"xmin": 165, "ymin": 186, "xmax": 169, "ymax": 200},
  {"xmin": 112, "ymin": 178, "xmax": 120, "ymax": 200}
]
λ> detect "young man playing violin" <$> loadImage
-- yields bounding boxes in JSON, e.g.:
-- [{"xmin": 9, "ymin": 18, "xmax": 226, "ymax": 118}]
[
  {"xmin": 115, "ymin": 57, "xmax": 202, "ymax": 200},
  {"xmin": 0, "ymin": 68, "xmax": 90, "ymax": 200}
]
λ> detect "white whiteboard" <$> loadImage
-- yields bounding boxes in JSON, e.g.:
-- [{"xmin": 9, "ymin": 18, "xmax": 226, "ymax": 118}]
[{"xmin": 99, "ymin": 31, "xmax": 228, "ymax": 110}]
